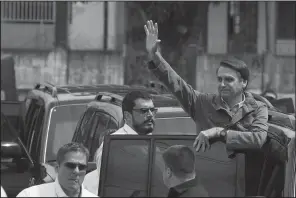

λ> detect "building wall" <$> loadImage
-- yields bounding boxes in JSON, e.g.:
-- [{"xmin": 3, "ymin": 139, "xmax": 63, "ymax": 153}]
[
  {"xmin": 2, "ymin": 51, "xmax": 124, "ymax": 89},
  {"xmin": 1, "ymin": 2, "xmax": 125, "ymax": 88},
  {"xmin": 1, "ymin": 23, "xmax": 55, "ymax": 50}
]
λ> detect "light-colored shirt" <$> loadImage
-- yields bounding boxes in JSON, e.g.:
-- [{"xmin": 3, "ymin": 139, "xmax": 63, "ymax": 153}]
[
  {"xmin": 221, "ymin": 93, "xmax": 246, "ymax": 115},
  {"xmin": 83, "ymin": 124, "xmax": 146, "ymax": 195},
  {"xmin": 16, "ymin": 178, "xmax": 98, "ymax": 197},
  {"xmin": 1, "ymin": 186, "xmax": 7, "ymax": 197}
]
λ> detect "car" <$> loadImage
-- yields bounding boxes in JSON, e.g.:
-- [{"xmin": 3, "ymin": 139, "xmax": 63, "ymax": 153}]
[
  {"xmin": 0, "ymin": 83, "xmax": 159, "ymax": 197},
  {"xmin": 72, "ymin": 92, "xmax": 295, "ymax": 197}
]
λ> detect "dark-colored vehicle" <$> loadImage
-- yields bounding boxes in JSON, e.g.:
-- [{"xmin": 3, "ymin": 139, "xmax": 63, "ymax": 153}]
[
  {"xmin": 0, "ymin": 83, "xmax": 159, "ymax": 197},
  {"xmin": 1, "ymin": 101, "xmax": 33, "ymax": 197},
  {"xmin": 72, "ymin": 92, "xmax": 295, "ymax": 197}
]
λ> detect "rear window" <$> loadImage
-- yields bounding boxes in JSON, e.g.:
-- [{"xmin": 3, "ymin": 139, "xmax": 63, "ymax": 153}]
[
  {"xmin": 46, "ymin": 104, "xmax": 87, "ymax": 161},
  {"xmin": 154, "ymin": 117, "xmax": 196, "ymax": 135}
]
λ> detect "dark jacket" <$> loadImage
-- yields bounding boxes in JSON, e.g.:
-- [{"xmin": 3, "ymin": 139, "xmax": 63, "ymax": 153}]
[
  {"xmin": 167, "ymin": 178, "xmax": 209, "ymax": 197},
  {"xmin": 148, "ymin": 52, "xmax": 269, "ymax": 195}
]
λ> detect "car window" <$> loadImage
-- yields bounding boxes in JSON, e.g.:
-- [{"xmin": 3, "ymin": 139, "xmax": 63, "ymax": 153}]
[
  {"xmin": 99, "ymin": 138, "xmax": 150, "ymax": 197},
  {"xmin": 28, "ymin": 107, "xmax": 45, "ymax": 161},
  {"xmin": 84, "ymin": 112, "xmax": 119, "ymax": 161},
  {"xmin": 46, "ymin": 104, "xmax": 87, "ymax": 162},
  {"xmin": 24, "ymin": 99, "xmax": 40, "ymax": 145},
  {"xmin": 154, "ymin": 117, "xmax": 196, "ymax": 135},
  {"xmin": 151, "ymin": 139, "xmax": 239, "ymax": 197},
  {"xmin": 73, "ymin": 108, "xmax": 96, "ymax": 143},
  {"xmin": 100, "ymin": 135, "xmax": 243, "ymax": 197}
]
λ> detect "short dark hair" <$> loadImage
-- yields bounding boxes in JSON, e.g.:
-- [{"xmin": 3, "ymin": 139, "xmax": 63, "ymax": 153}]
[
  {"xmin": 217, "ymin": 57, "xmax": 250, "ymax": 83},
  {"xmin": 122, "ymin": 90, "xmax": 152, "ymax": 114},
  {"xmin": 57, "ymin": 142, "xmax": 89, "ymax": 165},
  {"xmin": 162, "ymin": 145, "xmax": 195, "ymax": 178}
]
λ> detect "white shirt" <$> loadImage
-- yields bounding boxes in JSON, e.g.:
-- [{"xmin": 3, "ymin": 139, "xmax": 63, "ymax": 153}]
[
  {"xmin": 83, "ymin": 124, "xmax": 148, "ymax": 195},
  {"xmin": 1, "ymin": 186, "xmax": 7, "ymax": 197},
  {"xmin": 16, "ymin": 178, "xmax": 98, "ymax": 197}
]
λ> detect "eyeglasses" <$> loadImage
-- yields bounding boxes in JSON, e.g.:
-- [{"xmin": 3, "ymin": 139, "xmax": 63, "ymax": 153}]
[
  {"xmin": 133, "ymin": 107, "xmax": 158, "ymax": 116},
  {"xmin": 64, "ymin": 162, "xmax": 87, "ymax": 171}
]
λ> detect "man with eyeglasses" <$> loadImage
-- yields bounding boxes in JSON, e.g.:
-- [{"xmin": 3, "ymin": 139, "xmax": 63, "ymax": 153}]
[
  {"xmin": 83, "ymin": 90, "xmax": 158, "ymax": 195},
  {"xmin": 17, "ymin": 142, "xmax": 97, "ymax": 197}
]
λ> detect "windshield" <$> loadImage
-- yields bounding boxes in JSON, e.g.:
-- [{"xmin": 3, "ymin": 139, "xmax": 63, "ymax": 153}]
[
  {"xmin": 46, "ymin": 104, "xmax": 87, "ymax": 161},
  {"xmin": 154, "ymin": 117, "xmax": 196, "ymax": 135}
]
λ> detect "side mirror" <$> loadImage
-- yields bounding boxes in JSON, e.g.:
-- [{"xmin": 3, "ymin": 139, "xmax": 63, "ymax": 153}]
[
  {"xmin": 1, "ymin": 141, "xmax": 22, "ymax": 158},
  {"xmin": 1, "ymin": 141, "xmax": 33, "ymax": 173}
]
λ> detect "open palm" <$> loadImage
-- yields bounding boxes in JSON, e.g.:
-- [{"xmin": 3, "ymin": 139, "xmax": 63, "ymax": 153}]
[{"xmin": 144, "ymin": 20, "xmax": 161, "ymax": 55}]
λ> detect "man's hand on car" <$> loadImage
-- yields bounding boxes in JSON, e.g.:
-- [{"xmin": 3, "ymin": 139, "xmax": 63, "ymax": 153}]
[
  {"xmin": 193, "ymin": 127, "xmax": 224, "ymax": 152},
  {"xmin": 144, "ymin": 20, "xmax": 161, "ymax": 60}
]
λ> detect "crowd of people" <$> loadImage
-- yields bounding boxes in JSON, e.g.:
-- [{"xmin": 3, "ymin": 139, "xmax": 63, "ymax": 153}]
[{"xmin": 1, "ymin": 20, "xmax": 279, "ymax": 197}]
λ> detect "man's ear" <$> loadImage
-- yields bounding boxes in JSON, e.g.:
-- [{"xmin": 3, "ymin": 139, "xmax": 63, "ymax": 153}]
[
  {"xmin": 242, "ymin": 79, "xmax": 248, "ymax": 89},
  {"xmin": 124, "ymin": 111, "xmax": 132, "ymax": 122},
  {"xmin": 54, "ymin": 163, "xmax": 59, "ymax": 173}
]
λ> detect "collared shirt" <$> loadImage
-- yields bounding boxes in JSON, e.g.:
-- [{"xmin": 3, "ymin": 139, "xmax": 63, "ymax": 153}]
[
  {"xmin": 1, "ymin": 186, "xmax": 7, "ymax": 197},
  {"xmin": 16, "ymin": 178, "xmax": 98, "ymax": 197},
  {"xmin": 167, "ymin": 177, "xmax": 209, "ymax": 198},
  {"xmin": 221, "ymin": 93, "xmax": 246, "ymax": 116},
  {"xmin": 83, "ymin": 124, "xmax": 149, "ymax": 195}
]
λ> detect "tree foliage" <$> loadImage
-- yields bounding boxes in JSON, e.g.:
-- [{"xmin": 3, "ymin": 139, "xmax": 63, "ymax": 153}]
[{"xmin": 124, "ymin": 2, "xmax": 216, "ymax": 85}]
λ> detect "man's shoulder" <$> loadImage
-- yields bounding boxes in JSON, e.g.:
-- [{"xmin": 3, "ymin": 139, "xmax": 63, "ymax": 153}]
[
  {"xmin": 245, "ymin": 92, "xmax": 268, "ymax": 110},
  {"xmin": 82, "ymin": 188, "xmax": 99, "ymax": 197},
  {"xmin": 17, "ymin": 182, "xmax": 54, "ymax": 196},
  {"xmin": 112, "ymin": 127, "xmax": 126, "ymax": 135}
]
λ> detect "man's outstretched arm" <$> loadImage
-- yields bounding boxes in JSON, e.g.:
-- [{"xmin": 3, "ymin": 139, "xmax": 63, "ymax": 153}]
[{"xmin": 144, "ymin": 20, "xmax": 205, "ymax": 121}]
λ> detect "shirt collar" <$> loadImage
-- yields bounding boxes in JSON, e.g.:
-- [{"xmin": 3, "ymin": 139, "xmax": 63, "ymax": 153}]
[
  {"xmin": 221, "ymin": 93, "xmax": 246, "ymax": 110},
  {"xmin": 168, "ymin": 177, "xmax": 198, "ymax": 197},
  {"xmin": 55, "ymin": 178, "xmax": 83, "ymax": 197},
  {"xmin": 55, "ymin": 178, "xmax": 68, "ymax": 197},
  {"xmin": 122, "ymin": 124, "xmax": 139, "ymax": 135}
]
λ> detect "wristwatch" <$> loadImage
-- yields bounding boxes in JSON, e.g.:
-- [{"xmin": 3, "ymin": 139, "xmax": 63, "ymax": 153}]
[{"xmin": 220, "ymin": 129, "xmax": 227, "ymax": 139}]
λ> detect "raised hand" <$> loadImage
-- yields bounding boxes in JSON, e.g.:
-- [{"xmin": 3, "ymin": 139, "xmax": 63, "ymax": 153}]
[{"xmin": 144, "ymin": 20, "xmax": 161, "ymax": 58}]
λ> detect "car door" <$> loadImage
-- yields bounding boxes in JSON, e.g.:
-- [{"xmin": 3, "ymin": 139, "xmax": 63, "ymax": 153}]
[
  {"xmin": 1, "ymin": 106, "xmax": 33, "ymax": 197},
  {"xmin": 99, "ymin": 135, "xmax": 246, "ymax": 197}
]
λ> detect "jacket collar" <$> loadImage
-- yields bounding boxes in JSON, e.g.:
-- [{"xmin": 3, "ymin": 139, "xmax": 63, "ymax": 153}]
[
  {"xmin": 213, "ymin": 91, "xmax": 258, "ymax": 113},
  {"xmin": 174, "ymin": 177, "xmax": 198, "ymax": 193}
]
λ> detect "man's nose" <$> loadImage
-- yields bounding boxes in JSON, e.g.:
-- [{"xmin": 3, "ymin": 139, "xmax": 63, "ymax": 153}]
[
  {"xmin": 146, "ymin": 109, "xmax": 154, "ymax": 117},
  {"xmin": 220, "ymin": 80, "xmax": 226, "ymax": 87},
  {"xmin": 73, "ymin": 166, "xmax": 80, "ymax": 173}
]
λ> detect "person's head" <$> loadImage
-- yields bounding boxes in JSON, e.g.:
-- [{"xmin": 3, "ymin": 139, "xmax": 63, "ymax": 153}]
[
  {"xmin": 216, "ymin": 57, "xmax": 249, "ymax": 100},
  {"xmin": 56, "ymin": 142, "xmax": 89, "ymax": 195},
  {"xmin": 122, "ymin": 90, "xmax": 157, "ymax": 135},
  {"xmin": 162, "ymin": 145, "xmax": 196, "ymax": 188}
]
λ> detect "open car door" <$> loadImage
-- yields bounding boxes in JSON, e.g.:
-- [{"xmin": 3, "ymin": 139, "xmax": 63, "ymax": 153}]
[
  {"xmin": 1, "ymin": 101, "xmax": 33, "ymax": 197},
  {"xmin": 98, "ymin": 135, "xmax": 246, "ymax": 197}
]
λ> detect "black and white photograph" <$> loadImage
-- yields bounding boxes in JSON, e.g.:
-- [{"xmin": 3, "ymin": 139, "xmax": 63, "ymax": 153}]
[{"xmin": 1, "ymin": 1, "xmax": 295, "ymax": 197}]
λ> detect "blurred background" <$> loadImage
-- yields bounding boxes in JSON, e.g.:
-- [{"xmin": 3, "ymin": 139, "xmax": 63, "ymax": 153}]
[{"xmin": 1, "ymin": 1, "xmax": 295, "ymax": 102}]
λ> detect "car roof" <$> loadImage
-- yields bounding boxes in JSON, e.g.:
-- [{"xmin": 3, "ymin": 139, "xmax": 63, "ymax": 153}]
[
  {"xmin": 27, "ymin": 83, "xmax": 161, "ymax": 106},
  {"xmin": 87, "ymin": 92, "xmax": 188, "ymax": 118}
]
